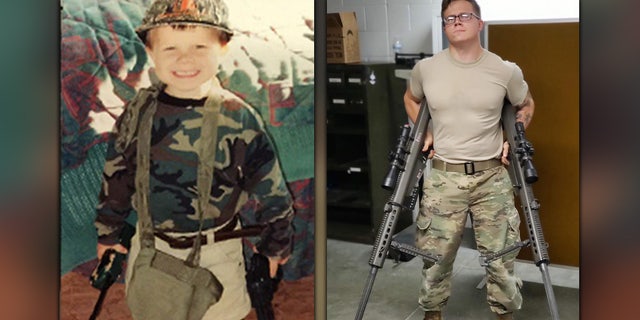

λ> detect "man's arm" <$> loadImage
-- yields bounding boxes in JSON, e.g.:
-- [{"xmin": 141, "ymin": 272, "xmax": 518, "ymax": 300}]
[
  {"xmin": 515, "ymin": 91, "xmax": 535, "ymax": 129},
  {"xmin": 501, "ymin": 91, "xmax": 535, "ymax": 165},
  {"xmin": 403, "ymin": 87, "xmax": 422, "ymax": 124},
  {"xmin": 404, "ymin": 88, "xmax": 434, "ymax": 153}
]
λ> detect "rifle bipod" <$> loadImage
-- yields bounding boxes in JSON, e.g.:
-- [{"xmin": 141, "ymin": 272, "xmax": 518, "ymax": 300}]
[{"xmin": 355, "ymin": 101, "xmax": 441, "ymax": 320}]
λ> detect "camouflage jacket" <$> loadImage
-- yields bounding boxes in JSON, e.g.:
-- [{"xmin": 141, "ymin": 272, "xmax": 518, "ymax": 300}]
[{"xmin": 95, "ymin": 87, "xmax": 294, "ymax": 259}]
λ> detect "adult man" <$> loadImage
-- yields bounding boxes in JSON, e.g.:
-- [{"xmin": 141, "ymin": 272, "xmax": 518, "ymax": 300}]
[{"xmin": 404, "ymin": 1, "xmax": 535, "ymax": 319}]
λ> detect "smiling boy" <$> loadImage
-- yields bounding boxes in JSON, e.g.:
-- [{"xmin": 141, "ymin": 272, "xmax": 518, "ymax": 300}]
[{"xmin": 93, "ymin": 0, "xmax": 294, "ymax": 319}]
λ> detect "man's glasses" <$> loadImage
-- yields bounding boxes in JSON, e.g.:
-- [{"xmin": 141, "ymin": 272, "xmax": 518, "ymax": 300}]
[{"xmin": 442, "ymin": 12, "xmax": 480, "ymax": 26}]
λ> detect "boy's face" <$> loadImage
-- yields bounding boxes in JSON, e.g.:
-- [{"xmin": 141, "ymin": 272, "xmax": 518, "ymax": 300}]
[{"xmin": 145, "ymin": 25, "xmax": 226, "ymax": 99}]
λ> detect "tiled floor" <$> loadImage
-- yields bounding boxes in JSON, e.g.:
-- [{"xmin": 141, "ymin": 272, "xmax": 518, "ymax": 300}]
[{"xmin": 327, "ymin": 235, "xmax": 579, "ymax": 320}]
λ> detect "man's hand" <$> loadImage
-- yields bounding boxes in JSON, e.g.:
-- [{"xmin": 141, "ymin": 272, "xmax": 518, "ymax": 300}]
[
  {"xmin": 501, "ymin": 141, "xmax": 510, "ymax": 165},
  {"xmin": 423, "ymin": 129, "xmax": 435, "ymax": 157},
  {"xmin": 97, "ymin": 243, "xmax": 128, "ymax": 260}
]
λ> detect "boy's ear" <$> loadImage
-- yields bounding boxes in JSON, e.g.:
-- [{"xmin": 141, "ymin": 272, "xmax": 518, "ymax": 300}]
[
  {"xmin": 144, "ymin": 46, "xmax": 155, "ymax": 66},
  {"xmin": 220, "ymin": 43, "xmax": 229, "ymax": 56}
]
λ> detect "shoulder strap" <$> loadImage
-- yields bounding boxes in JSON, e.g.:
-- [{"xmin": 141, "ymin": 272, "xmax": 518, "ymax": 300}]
[
  {"xmin": 186, "ymin": 94, "xmax": 222, "ymax": 266},
  {"xmin": 114, "ymin": 85, "xmax": 162, "ymax": 153},
  {"xmin": 132, "ymin": 94, "xmax": 157, "ymax": 250},
  {"xmin": 133, "ymin": 90, "xmax": 223, "ymax": 267}
]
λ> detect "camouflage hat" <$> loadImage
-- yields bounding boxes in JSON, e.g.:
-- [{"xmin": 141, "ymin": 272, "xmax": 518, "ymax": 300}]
[{"xmin": 136, "ymin": 0, "xmax": 233, "ymax": 42}]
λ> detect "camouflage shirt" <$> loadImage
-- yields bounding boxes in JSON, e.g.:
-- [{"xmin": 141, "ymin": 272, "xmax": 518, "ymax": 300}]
[{"xmin": 95, "ymin": 87, "xmax": 294, "ymax": 259}]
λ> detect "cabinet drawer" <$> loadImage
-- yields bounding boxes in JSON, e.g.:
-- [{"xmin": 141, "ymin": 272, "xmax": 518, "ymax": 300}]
[
  {"xmin": 344, "ymin": 71, "xmax": 366, "ymax": 87},
  {"xmin": 326, "ymin": 113, "xmax": 367, "ymax": 135},
  {"xmin": 327, "ymin": 192, "xmax": 371, "ymax": 211},
  {"xmin": 327, "ymin": 65, "xmax": 374, "ymax": 90},
  {"xmin": 327, "ymin": 133, "xmax": 367, "ymax": 163},
  {"xmin": 327, "ymin": 72, "xmax": 345, "ymax": 88},
  {"xmin": 327, "ymin": 170, "xmax": 371, "ymax": 210},
  {"xmin": 345, "ymin": 67, "xmax": 381, "ymax": 90},
  {"xmin": 328, "ymin": 90, "xmax": 366, "ymax": 114}
]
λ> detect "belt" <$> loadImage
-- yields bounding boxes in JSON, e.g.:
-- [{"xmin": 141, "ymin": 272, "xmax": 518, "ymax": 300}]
[
  {"xmin": 154, "ymin": 215, "xmax": 265, "ymax": 249},
  {"xmin": 432, "ymin": 158, "xmax": 502, "ymax": 175}
]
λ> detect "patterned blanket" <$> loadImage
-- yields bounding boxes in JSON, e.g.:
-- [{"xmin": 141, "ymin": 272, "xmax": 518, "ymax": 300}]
[{"xmin": 60, "ymin": 0, "xmax": 314, "ymax": 280}]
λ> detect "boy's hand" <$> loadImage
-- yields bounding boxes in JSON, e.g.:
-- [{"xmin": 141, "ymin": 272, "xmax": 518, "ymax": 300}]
[
  {"xmin": 249, "ymin": 242, "xmax": 289, "ymax": 278},
  {"xmin": 97, "ymin": 243, "xmax": 128, "ymax": 260},
  {"xmin": 268, "ymin": 255, "xmax": 290, "ymax": 278}
]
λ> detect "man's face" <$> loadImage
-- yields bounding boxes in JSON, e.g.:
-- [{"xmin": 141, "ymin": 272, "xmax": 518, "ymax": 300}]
[
  {"xmin": 442, "ymin": 1, "xmax": 483, "ymax": 45},
  {"xmin": 145, "ymin": 25, "xmax": 225, "ymax": 99}
]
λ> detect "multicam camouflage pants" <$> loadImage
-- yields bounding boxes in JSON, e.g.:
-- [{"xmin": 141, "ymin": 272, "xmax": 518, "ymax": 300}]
[{"xmin": 416, "ymin": 165, "xmax": 523, "ymax": 314}]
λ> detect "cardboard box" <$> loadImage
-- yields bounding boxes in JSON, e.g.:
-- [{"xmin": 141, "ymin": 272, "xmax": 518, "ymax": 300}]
[{"xmin": 327, "ymin": 12, "xmax": 361, "ymax": 64}]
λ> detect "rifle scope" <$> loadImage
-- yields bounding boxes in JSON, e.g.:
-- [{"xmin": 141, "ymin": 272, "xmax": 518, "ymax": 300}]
[
  {"xmin": 515, "ymin": 122, "xmax": 538, "ymax": 183},
  {"xmin": 382, "ymin": 125, "xmax": 411, "ymax": 190}
]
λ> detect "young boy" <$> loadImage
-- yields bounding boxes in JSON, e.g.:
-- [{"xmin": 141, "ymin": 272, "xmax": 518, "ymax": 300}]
[{"xmin": 94, "ymin": 0, "xmax": 294, "ymax": 319}]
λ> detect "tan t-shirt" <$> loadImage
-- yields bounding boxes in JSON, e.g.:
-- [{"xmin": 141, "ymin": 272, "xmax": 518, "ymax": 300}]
[{"xmin": 409, "ymin": 48, "xmax": 529, "ymax": 163}]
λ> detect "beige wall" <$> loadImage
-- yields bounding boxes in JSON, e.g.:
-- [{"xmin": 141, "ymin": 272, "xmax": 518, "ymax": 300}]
[{"xmin": 488, "ymin": 22, "xmax": 580, "ymax": 267}]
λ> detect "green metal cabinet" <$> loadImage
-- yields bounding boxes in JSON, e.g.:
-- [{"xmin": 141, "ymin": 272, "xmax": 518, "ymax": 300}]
[{"xmin": 326, "ymin": 63, "xmax": 410, "ymax": 243}]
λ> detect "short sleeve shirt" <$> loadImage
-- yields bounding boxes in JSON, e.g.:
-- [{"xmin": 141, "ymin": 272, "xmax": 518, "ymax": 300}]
[{"xmin": 409, "ymin": 49, "xmax": 528, "ymax": 163}]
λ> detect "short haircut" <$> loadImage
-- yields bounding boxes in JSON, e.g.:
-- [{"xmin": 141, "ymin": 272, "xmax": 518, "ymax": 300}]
[{"xmin": 441, "ymin": 0, "xmax": 482, "ymax": 18}]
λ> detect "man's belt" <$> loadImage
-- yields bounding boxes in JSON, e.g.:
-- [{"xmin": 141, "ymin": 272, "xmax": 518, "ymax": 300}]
[
  {"xmin": 154, "ymin": 216, "xmax": 265, "ymax": 249},
  {"xmin": 432, "ymin": 158, "xmax": 502, "ymax": 175}
]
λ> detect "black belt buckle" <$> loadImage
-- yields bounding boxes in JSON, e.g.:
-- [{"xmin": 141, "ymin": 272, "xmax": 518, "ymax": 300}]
[
  {"xmin": 159, "ymin": 233, "xmax": 207, "ymax": 249},
  {"xmin": 464, "ymin": 162, "xmax": 475, "ymax": 175}
]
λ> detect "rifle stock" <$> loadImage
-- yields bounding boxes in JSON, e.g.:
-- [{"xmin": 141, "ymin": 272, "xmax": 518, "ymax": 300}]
[
  {"xmin": 89, "ymin": 223, "xmax": 135, "ymax": 320},
  {"xmin": 246, "ymin": 253, "xmax": 281, "ymax": 320}
]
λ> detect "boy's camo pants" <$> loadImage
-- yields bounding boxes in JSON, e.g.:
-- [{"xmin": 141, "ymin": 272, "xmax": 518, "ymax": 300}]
[{"xmin": 416, "ymin": 165, "xmax": 523, "ymax": 314}]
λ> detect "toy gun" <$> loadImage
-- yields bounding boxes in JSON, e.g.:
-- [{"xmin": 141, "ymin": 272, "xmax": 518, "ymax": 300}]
[
  {"xmin": 88, "ymin": 223, "xmax": 135, "ymax": 320},
  {"xmin": 246, "ymin": 253, "xmax": 283, "ymax": 320},
  {"xmin": 477, "ymin": 102, "xmax": 560, "ymax": 319},
  {"xmin": 355, "ymin": 100, "xmax": 441, "ymax": 320}
]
